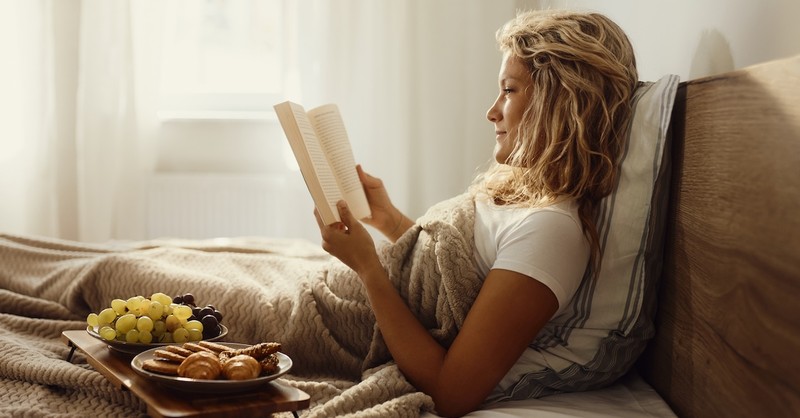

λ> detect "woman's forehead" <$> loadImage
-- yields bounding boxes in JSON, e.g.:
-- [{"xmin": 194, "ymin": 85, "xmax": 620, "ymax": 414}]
[{"xmin": 499, "ymin": 53, "xmax": 531, "ymax": 80}]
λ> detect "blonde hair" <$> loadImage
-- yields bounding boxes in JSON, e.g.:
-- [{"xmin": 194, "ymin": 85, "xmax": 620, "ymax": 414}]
[{"xmin": 473, "ymin": 10, "xmax": 638, "ymax": 274}]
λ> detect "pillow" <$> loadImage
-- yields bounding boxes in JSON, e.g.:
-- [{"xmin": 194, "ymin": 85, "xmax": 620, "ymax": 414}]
[
  {"xmin": 424, "ymin": 370, "xmax": 678, "ymax": 418},
  {"xmin": 495, "ymin": 74, "xmax": 681, "ymax": 400}
]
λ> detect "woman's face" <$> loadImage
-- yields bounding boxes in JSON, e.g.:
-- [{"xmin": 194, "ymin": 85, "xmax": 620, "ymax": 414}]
[{"xmin": 486, "ymin": 52, "xmax": 534, "ymax": 165}]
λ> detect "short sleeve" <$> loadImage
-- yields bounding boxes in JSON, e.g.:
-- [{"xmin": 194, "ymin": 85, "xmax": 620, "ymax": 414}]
[{"xmin": 492, "ymin": 209, "xmax": 590, "ymax": 312}]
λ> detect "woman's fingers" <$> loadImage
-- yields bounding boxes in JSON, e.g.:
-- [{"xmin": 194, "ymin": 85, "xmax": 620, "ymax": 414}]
[
  {"xmin": 357, "ymin": 165, "xmax": 382, "ymax": 188},
  {"xmin": 313, "ymin": 208, "xmax": 325, "ymax": 229}
]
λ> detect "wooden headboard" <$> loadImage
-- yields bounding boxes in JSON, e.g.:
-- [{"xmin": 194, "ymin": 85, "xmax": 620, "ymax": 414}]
[{"xmin": 637, "ymin": 55, "xmax": 800, "ymax": 418}]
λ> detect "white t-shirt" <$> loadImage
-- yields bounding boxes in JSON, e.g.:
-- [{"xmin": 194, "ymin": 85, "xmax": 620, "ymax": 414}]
[
  {"xmin": 473, "ymin": 197, "xmax": 589, "ymax": 313},
  {"xmin": 473, "ymin": 196, "xmax": 590, "ymax": 393}
]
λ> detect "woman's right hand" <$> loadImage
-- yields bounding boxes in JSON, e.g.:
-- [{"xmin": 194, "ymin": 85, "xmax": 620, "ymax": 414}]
[{"xmin": 357, "ymin": 165, "xmax": 413, "ymax": 242}]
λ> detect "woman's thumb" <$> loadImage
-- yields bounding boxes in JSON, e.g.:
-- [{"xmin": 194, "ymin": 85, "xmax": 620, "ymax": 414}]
[{"xmin": 337, "ymin": 200, "xmax": 355, "ymax": 227}]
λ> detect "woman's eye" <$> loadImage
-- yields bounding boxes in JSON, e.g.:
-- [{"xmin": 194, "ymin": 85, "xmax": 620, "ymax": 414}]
[{"xmin": 503, "ymin": 88, "xmax": 514, "ymax": 94}]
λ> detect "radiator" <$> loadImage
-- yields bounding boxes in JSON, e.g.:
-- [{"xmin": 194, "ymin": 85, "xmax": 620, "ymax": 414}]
[{"xmin": 146, "ymin": 173, "xmax": 315, "ymax": 240}]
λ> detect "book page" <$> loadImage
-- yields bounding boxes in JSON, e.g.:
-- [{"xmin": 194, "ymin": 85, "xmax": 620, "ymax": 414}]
[
  {"xmin": 274, "ymin": 101, "xmax": 342, "ymax": 224},
  {"xmin": 307, "ymin": 104, "xmax": 371, "ymax": 220}
]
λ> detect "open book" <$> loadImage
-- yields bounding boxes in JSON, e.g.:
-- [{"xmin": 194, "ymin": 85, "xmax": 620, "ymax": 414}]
[{"xmin": 274, "ymin": 101, "xmax": 371, "ymax": 225}]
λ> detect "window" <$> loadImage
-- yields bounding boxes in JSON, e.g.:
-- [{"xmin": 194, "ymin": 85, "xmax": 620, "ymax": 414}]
[{"xmin": 158, "ymin": 0, "xmax": 286, "ymax": 118}]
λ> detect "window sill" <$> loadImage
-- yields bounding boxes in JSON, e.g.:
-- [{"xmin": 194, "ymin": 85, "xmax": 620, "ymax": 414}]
[{"xmin": 157, "ymin": 110, "xmax": 279, "ymax": 122}]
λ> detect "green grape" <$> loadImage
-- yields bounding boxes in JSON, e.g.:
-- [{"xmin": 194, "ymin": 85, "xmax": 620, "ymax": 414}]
[
  {"xmin": 165, "ymin": 314, "xmax": 181, "ymax": 332},
  {"xmin": 137, "ymin": 316, "xmax": 154, "ymax": 333},
  {"xmin": 138, "ymin": 330, "xmax": 153, "ymax": 344},
  {"xmin": 99, "ymin": 326, "xmax": 116, "ymax": 341},
  {"xmin": 147, "ymin": 301, "xmax": 164, "ymax": 320},
  {"xmin": 160, "ymin": 332, "xmax": 173, "ymax": 343},
  {"xmin": 151, "ymin": 292, "xmax": 172, "ymax": 307},
  {"xmin": 184, "ymin": 320, "xmax": 203, "ymax": 332},
  {"xmin": 86, "ymin": 313, "xmax": 99, "ymax": 328},
  {"xmin": 187, "ymin": 329, "xmax": 203, "ymax": 342},
  {"xmin": 116, "ymin": 330, "xmax": 125, "ymax": 340},
  {"xmin": 173, "ymin": 305, "xmax": 192, "ymax": 321},
  {"xmin": 126, "ymin": 296, "xmax": 142, "ymax": 314},
  {"xmin": 97, "ymin": 308, "xmax": 117, "ymax": 326},
  {"xmin": 139, "ymin": 298, "xmax": 152, "ymax": 315},
  {"xmin": 110, "ymin": 299, "xmax": 127, "ymax": 315},
  {"xmin": 153, "ymin": 320, "xmax": 166, "ymax": 335},
  {"xmin": 172, "ymin": 327, "xmax": 189, "ymax": 343},
  {"xmin": 115, "ymin": 313, "xmax": 137, "ymax": 333},
  {"xmin": 125, "ymin": 329, "xmax": 139, "ymax": 343}
]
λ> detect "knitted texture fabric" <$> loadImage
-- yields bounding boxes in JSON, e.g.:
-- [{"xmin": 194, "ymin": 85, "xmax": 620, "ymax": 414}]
[{"xmin": 0, "ymin": 193, "xmax": 479, "ymax": 418}]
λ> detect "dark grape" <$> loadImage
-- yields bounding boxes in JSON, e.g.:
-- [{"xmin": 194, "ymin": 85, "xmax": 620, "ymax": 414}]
[
  {"xmin": 167, "ymin": 294, "xmax": 224, "ymax": 339},
  {"xmin": 201, "ymin": 314, "xmax": 219, "ymax": 329},
  {"xmin": 199, "ymin": 307, "xmax": 214, "ymax": 319},
  {"xmin": 203, "ymin": 324, "xmax": 221, "ymax": 339}
]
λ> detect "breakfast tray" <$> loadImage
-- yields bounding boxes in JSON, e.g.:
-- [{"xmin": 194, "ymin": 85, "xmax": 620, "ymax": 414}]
[{"xmin": 62, "ymin": 330, "xmax": 310, "ymax": 418}]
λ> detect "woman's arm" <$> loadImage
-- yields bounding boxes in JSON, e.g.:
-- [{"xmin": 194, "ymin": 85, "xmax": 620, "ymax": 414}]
[{"xmin": 316, "ymin": 201, "xmax": 558, "ymax": 417}]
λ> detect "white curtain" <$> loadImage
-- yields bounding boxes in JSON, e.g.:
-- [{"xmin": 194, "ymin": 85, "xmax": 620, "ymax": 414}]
[
  {"xmin": 0, "ymin": 0, "xmax": 161, "ymax": 241},
  {"xmin": 0, "ymin": 0, "xmax": 533, "ymax": 242},
  {"xmin": 289, "ymin": 0, "xmax": 529, "ymax": 219},
  {"xmin": 0, "ymin": 0, "xmax": 56, "ymax": 237}
]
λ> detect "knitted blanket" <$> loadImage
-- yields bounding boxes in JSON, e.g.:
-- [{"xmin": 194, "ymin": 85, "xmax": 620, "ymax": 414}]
[{"xmin": 0, "ymin": 193, "xmax": 480, "ymax": 418}]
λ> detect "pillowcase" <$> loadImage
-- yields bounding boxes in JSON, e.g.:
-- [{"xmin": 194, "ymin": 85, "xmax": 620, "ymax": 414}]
[{"xmin": 496, "ymin": 74, "xmax": 681, "ymax": 400}]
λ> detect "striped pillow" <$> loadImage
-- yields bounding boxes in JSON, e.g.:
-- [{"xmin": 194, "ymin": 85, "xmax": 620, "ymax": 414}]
[{"xmin": 501, "ymin": 74, "xmax": 681, "ymax": 399}]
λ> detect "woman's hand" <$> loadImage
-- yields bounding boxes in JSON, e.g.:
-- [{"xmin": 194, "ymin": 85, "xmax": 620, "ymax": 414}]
[
  {"xmin": 357, "ymin": 165, "xmax": 413, "ymax": 242},
  {"xmin": 315, "ymin": 200, "xmax": 382, "ymax": 275}
]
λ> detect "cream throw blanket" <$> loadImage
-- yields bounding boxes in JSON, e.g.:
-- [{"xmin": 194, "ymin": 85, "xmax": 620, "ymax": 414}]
[{"xmin": 0, "ymin": 193, "xmax": 481, "ymax": 417}]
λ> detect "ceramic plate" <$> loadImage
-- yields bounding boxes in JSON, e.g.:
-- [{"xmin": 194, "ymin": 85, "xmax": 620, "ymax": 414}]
[
  {"xmin": 130, "ymin": 343, "xmax": 292, "ymax": 394},
  {"xmin": 87, "ymin": 324, "xmax": 228, "ymax": 355}
]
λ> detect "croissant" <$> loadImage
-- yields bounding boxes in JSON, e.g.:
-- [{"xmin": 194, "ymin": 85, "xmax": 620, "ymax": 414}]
[
  {"xmin": 222, "ymin": 354, "xmax": 261, "ymax": 380},
  {"xmin": 178, "ymin": 351, "xmax": 222, "ymax": 380}
]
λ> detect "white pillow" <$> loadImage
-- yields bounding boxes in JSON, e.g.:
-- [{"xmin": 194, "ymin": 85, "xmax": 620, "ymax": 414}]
[
  {"xmin": 496, "ymin": 74, "xmax": 681, "ymax": 400},
  {"xmin": 424, "ymin": 371, "xmax": 677, "ymax": 418}
]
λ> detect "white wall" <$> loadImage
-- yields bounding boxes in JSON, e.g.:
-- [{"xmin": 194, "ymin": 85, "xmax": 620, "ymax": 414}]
[{"xmin": 536, "ymin": 0, "xmax": 800, "ymax": 81}]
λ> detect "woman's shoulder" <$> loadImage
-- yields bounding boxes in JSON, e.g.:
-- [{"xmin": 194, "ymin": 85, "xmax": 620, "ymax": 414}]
[
  {"xmin": 475, "ymin": 198, "xmax": 584, "ymax": 244},
  {"xmin": 476, "ymin": 196, "xmax": 580, "ymax": 221}
]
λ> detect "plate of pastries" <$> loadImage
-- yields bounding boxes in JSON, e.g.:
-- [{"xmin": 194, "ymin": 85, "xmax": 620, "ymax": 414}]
[{"xmin": 131, "ymin": 340, "xmax": 292, "ymax": 393}]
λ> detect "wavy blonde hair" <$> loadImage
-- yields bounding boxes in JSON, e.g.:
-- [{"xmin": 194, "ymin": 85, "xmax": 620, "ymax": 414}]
[{"xmin": 473, "ymin": 10, "xmax": 638, "ymax": 274}]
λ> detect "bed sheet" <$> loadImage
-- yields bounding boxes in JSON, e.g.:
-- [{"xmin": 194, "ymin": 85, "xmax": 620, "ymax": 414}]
[{"xmin": 424, "ymin": 371, "xmax": 676, "ymax": 418}]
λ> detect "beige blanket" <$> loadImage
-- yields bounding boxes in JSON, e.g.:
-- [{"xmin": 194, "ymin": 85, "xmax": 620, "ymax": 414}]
[{"xmin": 0, "ymin": 193, "xmax": 481, "ymax": 418}]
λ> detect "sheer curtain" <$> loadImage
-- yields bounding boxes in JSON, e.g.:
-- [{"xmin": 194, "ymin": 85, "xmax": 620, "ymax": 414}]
[
  {"xmin": 0, "ymin": 0, "xmax": 532, "ymax": 242},
  {"xmin": 0, "ymin": 0, "xmax": 161, "ymax": 242},
  {"xmin": 0, "ymin": 0, "xmax": 58, "ymax": 237},
  {"xmin": 290, "ymin": 0, "xmax": 529, "ymax": 219}
]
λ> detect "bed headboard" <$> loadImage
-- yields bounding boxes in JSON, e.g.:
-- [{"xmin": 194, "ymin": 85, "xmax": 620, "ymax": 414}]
[{"xmin": 637, "ymin": 55, "xmax": 800, "ymax": 418}]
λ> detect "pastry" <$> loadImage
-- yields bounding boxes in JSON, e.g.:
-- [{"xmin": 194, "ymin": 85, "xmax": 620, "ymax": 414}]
[
  {"xmin": 182, "ymin": 342, "xmax": 215, "ymax": 354},
  {"xmin": 142, "ymin": 359, "xmax": 180, "ymax": 376},
  {"xmin": 165, "ymin": 345, "xmax": 194, "ymax": 357},
  {"xmin": 219, "ymin": 342, "xmax": 282, "ymax": 362},
  {"xmin": 259, "ymin": 354, "xmax": 280, "ymax": 375},
  {"xmin": 153, "ymin": 349, "xmax": 186, "ymax": 363},
  {"xmin": 222, "ymin": 354, "xmax": 261, "ymax": 380},
  {"xmin": 197, "ymin": 341, "xmax": 230, "ymax": 353},
  {"xmin": 178, "ymin": 351, "xmax": 222, "ymax": 380}
]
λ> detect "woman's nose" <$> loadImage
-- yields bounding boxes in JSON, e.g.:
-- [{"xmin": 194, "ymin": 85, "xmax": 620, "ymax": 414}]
[{"xmin": 487, "ymin": 98, "xmax": 501, "ymax": 122}]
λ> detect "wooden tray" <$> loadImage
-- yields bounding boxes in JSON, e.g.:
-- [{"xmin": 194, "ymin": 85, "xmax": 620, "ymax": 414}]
[{"xmin": 62, "ymin": 330, "xmax": 310, "ymax": 418}]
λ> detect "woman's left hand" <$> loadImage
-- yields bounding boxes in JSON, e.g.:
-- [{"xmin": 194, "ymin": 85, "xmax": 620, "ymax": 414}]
[{"xmin": 315, "ymin": 200, "xmax": 382, "ymax": 275}]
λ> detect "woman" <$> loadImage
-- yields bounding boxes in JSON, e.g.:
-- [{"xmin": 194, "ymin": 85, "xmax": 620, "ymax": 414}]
[{"xmin": 315, "ymin": 10, "xmax": 638, "ymax": 417}]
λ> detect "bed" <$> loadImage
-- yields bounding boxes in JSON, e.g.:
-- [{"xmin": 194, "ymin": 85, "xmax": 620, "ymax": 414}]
[{"xmin": 1, "ymin": 55, "xmax": 798, "ymax": 417}]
